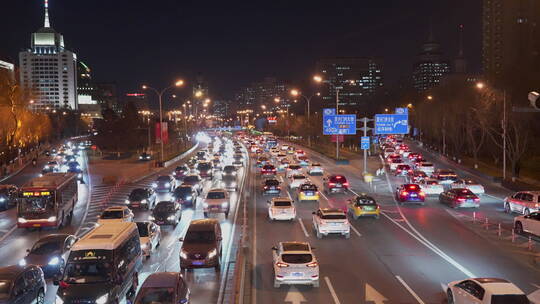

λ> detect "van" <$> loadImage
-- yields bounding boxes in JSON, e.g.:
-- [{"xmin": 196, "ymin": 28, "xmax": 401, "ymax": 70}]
[
  {"xmin": 55, "ymin": 222, "xmax": 142, "ymax": 304},
  {"xmin": 179, "ymin": 219, "xmax": 222, "ymax": 271}
]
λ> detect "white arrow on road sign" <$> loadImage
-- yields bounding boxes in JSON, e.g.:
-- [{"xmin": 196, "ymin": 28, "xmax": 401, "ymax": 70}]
[
  {"xmin": 365, "ymin": 283, "xmax": 388, "ymax": 304},
  {"xmin": 284, "ymin": 286, "xmax": 307, "ymax": 304},
  {"xmin": 326, "ymin": 119, "xmax": 333, "ymax": 127}
]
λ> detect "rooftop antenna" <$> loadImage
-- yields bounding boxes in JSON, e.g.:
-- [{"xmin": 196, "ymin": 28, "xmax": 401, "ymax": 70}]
[{"xmin": 44, "ymin": 0, "xmax": 50, "ymax": 28}]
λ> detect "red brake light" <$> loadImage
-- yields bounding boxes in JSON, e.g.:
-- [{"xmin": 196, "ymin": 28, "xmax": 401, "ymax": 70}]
[
  {"xmin": 59, "ymin": 281, "xmax": 69, "ymax": 288},
  {"xmin": 329, "ymin": 182, "xmax": 336, "ymax": 186},
  {"xmin": 401, "ymin": 191, "xmax": 409, "ymax": 196},
  {"xmin": 343, "ymin": 182, "xmax": 349, "ymax": 187},
  {"xmin": 474, "ymin": 198, "xmax": 480, "ymax": 202},
  {"xmin": 306, "ymin": 261, "xmax": 318, "ymax": 268},
  {"xmin": 419, "ymin": 191, "xmax": 425, "ymax": 197},
  {"xmin": 276, "ymin": 262, "xmax": 289, "ymax": 268},
  {"xmin": 457, "ymin": 198, "xmax": 466, "ymax": 202},
  {"xmin": 408, "ymin": 185, "xmax": 416, "ymax": 190}
]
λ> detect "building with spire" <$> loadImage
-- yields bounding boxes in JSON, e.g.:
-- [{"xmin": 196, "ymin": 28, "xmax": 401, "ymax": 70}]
[
  {"xmin": 412, "ymin": 24, "xmax": 450, "ymax": 91},
  {"xmin": 19, "ymin": 0, "xmax": 78, "ymax": 112}
]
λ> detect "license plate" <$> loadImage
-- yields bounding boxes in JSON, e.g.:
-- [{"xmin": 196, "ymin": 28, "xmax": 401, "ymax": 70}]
[
  {"xmin": 411, "ymin": 194, "xmax": 417, "ymax": 197},
  {"xmin": 363, "ymin": 206, "xmax": 374, "ymax": 211},
  {"xmin": 467, "ymin": 199, "xmax": 473, "ymax": 203},
  {"xmin": 192, "ymin": 260, "xmax": 204, "ymax": 266},
  {"xmin": 33, "ymin": 224, "xmax": 41, "ymax": 227},
  {"xmin": 335, "ymin": 184, "xmax": 342, "ymax": 188},
  {"xmin": 157, "ymin": 221, "xmax": 164, "ymax": 224},
  {"xmin": 291, "ymin": 272, "xmax": 303, "ymax": 277},
  {"xmin": 306, "ymin": 192, "xmax": 314, "ymax": 196},
  {"xmin": 330, "ymin": 222, "xmax": 340, "ymax": 226},
  {"xmin": 211, "ymin": 206, "xmax": 219, "ymax": 210}
]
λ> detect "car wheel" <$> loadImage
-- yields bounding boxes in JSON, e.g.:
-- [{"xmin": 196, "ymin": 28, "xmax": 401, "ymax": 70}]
[
  {"xmin": 36, "ymin": 288, "xmax": 45, "ymax": 304},
  {"xmin": 504, "ymin": 203, "xmax": 511, "ymax": 213},
  {"xmin": 273, "ymin": 278, "xmax": 281, "ymax": 288},
  {"xmin": 524, "ymin": 208, "xmax": 531, "ymax": 216},
  {"xmin": 515, "ymin": 221, "xmax": 524, "ymax": 234},
  {"xmin": 446, "ymin": 289, "xmax": 454, "ymax": 304}
]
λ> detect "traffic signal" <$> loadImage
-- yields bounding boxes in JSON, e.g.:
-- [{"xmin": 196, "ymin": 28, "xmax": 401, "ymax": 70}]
[{"xmin": 529, "ymin": 91, "xmax": 540, "ymax": 109}]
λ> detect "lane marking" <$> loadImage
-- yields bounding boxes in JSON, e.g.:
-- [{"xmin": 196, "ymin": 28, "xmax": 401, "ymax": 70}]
[
  {"xmin": 0, "ymin": 225, "xmax": 17, "ymax": 244},
  {"xmin": 298, "ymin": 218, "xmax": 310, "ymax": 238},
  {"xmin": 324, "ymin": 276, "xmax": 341, "ymax": 304},
  {"xmin": 350, "ymin": 225, "xmax": 362, "ymax": 237},
  {"xmin": 395, "ymin": 275, "xmax": 425, "ymax": 304}
]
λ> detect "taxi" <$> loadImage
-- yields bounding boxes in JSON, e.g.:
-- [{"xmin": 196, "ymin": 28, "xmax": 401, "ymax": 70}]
[
  {"xmin": 296, "ymin": 183, "xmax": 319, "ymax": 202},
  {"xmin": 347, "ymin": 194, "xmax": 380, "ymax": 219}
]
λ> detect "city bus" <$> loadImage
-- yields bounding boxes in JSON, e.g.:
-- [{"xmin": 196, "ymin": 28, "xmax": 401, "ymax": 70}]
[{"xmin": 17, "ymin": 172, "xmax": 78, "ymax": 229}]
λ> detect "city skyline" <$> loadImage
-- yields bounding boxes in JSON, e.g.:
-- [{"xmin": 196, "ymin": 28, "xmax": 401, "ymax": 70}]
[{"xmin": 2, "ymin": 0, "xmax": 481, "ymax": 100}]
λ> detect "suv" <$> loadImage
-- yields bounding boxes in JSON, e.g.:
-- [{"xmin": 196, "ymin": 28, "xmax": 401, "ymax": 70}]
[
  {"xmin": 179, "ymin": 219, "xmax": 222, "ymax": 271},
  {"xmin": 272, "ymin": 242, "xmax": 319, "ymax": 288},
  {"xmin": 202, "ymin": 189, "xmax": 230, "ymax": 218},
  {"xmin": 446, "ymin": 278, "xmax": 528, "ymax": 304},
  {"xmin": 152, "ymin": 175, "xmax": 176, "ymax": 192},
  {"xmin": 312, "ymin": 208, "xmax": 350, "ymax": 239},
  {"xmin": 322, "ymin": 175, "xmax": 349, "ymax": 194},
  {"xmin": 504, "ymin": 191, "xmax": 540, "ymax": 215},
  {"xmin": 0, "ymin": 265, "xmax": 46, "ymax": 304},
  {"xmin": 395, "ymin": 184, "xmax": 425, "ymax": 204},
  {"xmin": 134, "ymin": 272, "xmax": 190, "ymax": 304},
  {"xmin": 150, "ymin": 201, "xmax": 181, "ymax": 227},
  {"xmin": 196, "ymin": 162, "xmax": 213, "ymax": 179}
]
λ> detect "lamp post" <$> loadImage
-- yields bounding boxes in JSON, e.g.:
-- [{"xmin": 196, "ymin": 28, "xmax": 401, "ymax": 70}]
[
  {"xmin": 290, "ymin": 89, "xmax": 319, "ymax": 146},
  {"xmin": 142, "ymin": 80, "xmax": 184, "ymax": 164}
]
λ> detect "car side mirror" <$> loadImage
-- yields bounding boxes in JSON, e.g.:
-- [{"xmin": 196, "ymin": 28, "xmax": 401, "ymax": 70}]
[
  {"xmin": 178, "ymin": 237, "xmax": 184, "ymax": 242},
  {"xmin": 271, "ymin": 246, "xmax": 277, "ymax": 251},
  {"xmin": 217, "ymin": 236, "xmax": 223, "ymax": 241},
  {"xmin": 312, "ymin": 212, "xmax": 316, "ymax": 215}
]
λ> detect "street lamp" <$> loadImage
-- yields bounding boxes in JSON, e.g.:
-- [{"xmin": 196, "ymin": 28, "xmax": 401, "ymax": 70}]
[
  {"xmin": 142, "ymin": 79, "xmax": 185, "ymax": 164},
  {"xmin": 427, "ymin": 95, "xmax": 433, "ymax": 101},
  {"xmin": 290, "ymin": 89, "xmax": 318, "ymax": 146}
]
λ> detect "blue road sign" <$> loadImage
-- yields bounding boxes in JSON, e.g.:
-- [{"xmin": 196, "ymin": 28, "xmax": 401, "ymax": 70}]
[
  {"xmin": 395, "ymin": 107, "xmax": 408, "ymax": 115},
  {"xmin": 374, "ymin": 114, "xmax": 409, "ymax": 134},
  {"xmin": 323, "ymin": 108, "xmax": 336, "ymax": 117},
  {"xmin": 360, "ymin": 136, "xmax": 370, "ymax": 149},
  {"xmin": 323, "ymin": 114, "xmax": 357, "ymax": 135},
  {"xmin": 373, "ymin": 137, "xmax": 379, "ymax": 144}
]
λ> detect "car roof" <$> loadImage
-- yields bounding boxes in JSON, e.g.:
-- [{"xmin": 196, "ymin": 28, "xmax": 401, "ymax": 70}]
[
  {"xmin": 188, "ymin": 219, "xmax": 218, "ymax": 231},
  {"xmin": 141, "ymin": 272, "xmax": 181, "ymax": 288},
  {"xmin": 281, "ymin": 241, "xmax": 310, "ymax": 253},
  {"xmin": 519, "ymin": 191, "xmax": 540, "ymax": 195},
  {"xmin": 319, "ymin": 208, "xmax": 344, "ymax": 214},
  {"xmin": 271, "ymin": 197, "xmax": 292, "ymax": 202},
  {"xmin": 208, "ymin": 188, "xmax": 227, "ymax": 193},
  {"xmin": 35, "ymin": 233, "xmax": 72, "ymax": 243},
  {"xmin": 0, "ymin": 265, "xmax": 33, "ymax": 280},
  {"xmin": 472, "ymin": 278, "xmax": 525, "ymax": 295},
  {"xmin": 103, "ymin": 206, "xmax": 128, "ymax": 211}
]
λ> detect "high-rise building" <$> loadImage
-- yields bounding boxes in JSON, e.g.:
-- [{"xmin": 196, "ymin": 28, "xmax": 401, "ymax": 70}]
[
  {"xmin": 482, "ymin": 0, "xmax": 540, "ymax": 83},
  {"xmin": 412, "ymin": 28, "xmax": 450, "ymax": 91},
  {"xmin": 19, "ymin": 0, "xmax": 78, "ymax": 112},
  {"xmin": 235, "ymin": 77, "xmax": 291, "ymax": 111},
  {"xmin": 316, "ymin": 57, "xmax": 384, "ymax": 110},
  {"xmin": 212, "ymin": 100, "xmax": 232, "ymax": 118}
]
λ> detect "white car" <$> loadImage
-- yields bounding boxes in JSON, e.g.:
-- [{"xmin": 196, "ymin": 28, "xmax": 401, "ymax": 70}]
[
  {"xmin": 514, "ymin": 212, "xmax": 540, "ymax": 236},
  {"xmin": 418, "ymin": 179, "xmax": 445, "ymax": 195},
  {"xmin": 267, "ymin": 197, "xmax": 296, "ymax": 221},
  {"xmin": 415, "ymin": 162, "xmax": 435, "ymax": 175},
  {"xmin": 272, "ymin": 242, "xmax": 319, "ymax": 288},
  {"xmin": 451, "ymin": 179, "xmax": 485, "ymax": 196},
  {"xmin": 504, "ymin": 191, "xmax": 540, "ymax": 215},
  {"xmin": 446, "ymin": 277, "xmax": 528, "ymax": 304},
  {"xmin": 98, "ymin": 206, "xmax": 134, "ymax": 224},
  {"xmin": 383, "ymin": 148, "xmax": 395, "ymax": 158},
  {"xmin": 202, "ymin": 188, "xmax": 230, "ymax": 218},
  {"xmin": 308, "ymin": 163, "xmax": 324, "ymax": 176},
  {"xmin": 389, "ymin": 159, "xmax": 405, "ymax": 171},
  {"xmin": 286, "ymin": 164, "xmax": 303, "ymax": 178},
  {"xmin": 289, "ymin": 174, "xmax": 307, "ymax": 189},
  {"xmin": 312, "ymin": 208, "xmax": 350, "ymax": 239},
  {"xmin": 402, "ymin": 150, "xmax": 411, "ymax": 158},
  {"xmin": 280, "ymin": 144, "xmax": 289, "ymax": 151},
  {"xmin": 136, "ymin": 221, "xmax": 161, "ymax": 258}
]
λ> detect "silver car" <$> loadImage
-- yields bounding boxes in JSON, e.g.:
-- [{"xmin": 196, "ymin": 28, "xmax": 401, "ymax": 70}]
[{"xmin": 272, "ymin": 242, "xmax": 319, "ymax": 288}]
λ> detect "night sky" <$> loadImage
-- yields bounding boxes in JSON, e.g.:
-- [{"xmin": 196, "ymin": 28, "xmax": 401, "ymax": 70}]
[{"xmin": 2, "ymin": 0, "xmax": 481, "ymax": 101}]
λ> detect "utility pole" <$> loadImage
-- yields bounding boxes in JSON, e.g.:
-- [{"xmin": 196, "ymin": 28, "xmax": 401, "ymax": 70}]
[
  {"xmin": 336, "ymin": 88, "xmax": 340, "ymax": 160},
  {"xmin": 502, "ymin": 90, "xmax": 506, "ymax": 180},
  {"xmin": 358, "ymin": 117, "xmax": 373, "ymax": 174}
]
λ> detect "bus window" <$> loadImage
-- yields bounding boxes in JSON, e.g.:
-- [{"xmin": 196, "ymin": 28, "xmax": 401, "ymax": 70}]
[{"xmin": 19, "ymin": 196, "xmax": 54, "ymax": 213}]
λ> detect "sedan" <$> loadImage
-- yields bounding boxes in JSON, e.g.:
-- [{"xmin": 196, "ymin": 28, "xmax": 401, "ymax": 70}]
[
  {"xmin": 152, "ymin": 175, "xmax": 176, "ymax": 192},
  {"xmin": 202, "ymin": 188, "xmax": 230, "ymax": 218},
  {"xmin": 395, "ymin": 184, "xmax": 425, "ymax": 204},
  {"xmin": 296, "ymin": 183, "xmax": 319, "ymax": 202},
  {"xmin": 451, "ymin": 179, "xmax": 485, "ymax": 196},
  {"xmin": 150, "ymin": 201, "xmax": 181, "ymax": 226},
  {"xmin": 136, "ymin": 221, "xmax": 161, "ymax": 258},
  {"xmin": 19, "ymin": 234, "xmax": 78, "ymax": 277},
  {"xmin": 418, "ymin": 179, "xmax": 444, "ymax": 195},
  {"xmin": 262, "ymin": 179, "xmax": 281, "ymax": 196},
  {"xmin": 134, "ymin": 272, "xmax": 190, "ymax": 304},
  {"xmin": 308, "ymin": 163, "xmax": 324, "ymax": 176},
  {"xmin": 125, "ymin": 188, "xmax": 156, "ymax": 210},
  {"xmin": 347, "ymin": 194, "xmax": 380, "ymax": 219},
  {"xmin": 98, "ymin": 206, "xmax": 134, "ymax": 224},
  {"xmin": 182, "ymin": 174, "xmax": 203, "ymax": 195},
  {"xmin": 267, "ymin": 197, "xmax": 296, "ymax": 221},
  {"xmin": 173, "ymin": 165, "xmax": 190, "ymax": 180},
  {"xmin": 439, "ymin": 188, "xmax": 480, "ymax": 208},
  {"xmin": 172, "ymin": 185, "xmax": 198, "ymax": 208},
  {"xmin": 289, "ymin": 174, "xmax": 308, "ymax": 190}
]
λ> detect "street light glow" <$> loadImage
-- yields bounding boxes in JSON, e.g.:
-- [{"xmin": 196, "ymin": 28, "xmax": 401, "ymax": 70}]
[
  {"xmin": 175, "ymin": 80, "xmax": 184, "ymax": 87},
  {"xmin": 427, "ymin": 95, "xmax": 433, "ymax": 100},
  {"xmin": 476, "ymin": 82, "xmax": 485, "ymax": 90},
  {"xmin": 274, "ymin": 97, "xmax": 280, "ymax": 103},
  {"xmin": 313, "ymin": 75, "xmax": 323, "ymax": 83},
  {"xmin": 142, "ymin": 85, "xmax": 148, "ymax": 89},
  {"xmin": 290, "ymin": 89, "xmax": 299, "ymax": 97},
  {"xmin": 195, "ymin": 90, "xmax": 203, "ymax": 97}
]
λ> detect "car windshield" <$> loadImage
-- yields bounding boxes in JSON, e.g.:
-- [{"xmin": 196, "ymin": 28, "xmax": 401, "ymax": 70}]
[
  {"xmin": 157, "ymin": 176, "xmax": 170, "ymax": 182},
  {"xmin": 31, "ymin": 239, "xmax": 62, "ymax": 255},
  {"xmin": 355, "ymin": 197, "xmax": 376, "ymax": 205},
  {"xmin": 265, "ymin": 180, "xmax": 279, "ymax": 186},
  {"xmin": 174, "ymin": 187, "xmax": 191, "ymax": 197},
  {"xmin": 136, "ymin": 222, "xmax": 149, "ymax": 237},
  {"xmin": 155, "ymin": 203, "xmax": 175, "ymax": 212},
  {"xmin": 224, "ymin": 166, "xmax": 235, "ymax": 173},
  {"xmin": 175, "ymin": 166, "xmax": 188, "ymax": 172},
  {"xmin": 274, "ymin": 201, "xmax": 292, "ymax": 207},
  {"xmin": 300, "ymin": 184, "xmax": 317, "ymax": 191},
  {"xmin": 207, "ymin": 192, "xmax": 226, "ymax": 199},
  {"xmin": 197, "ymin": 163, "xmax": 211, "ymax": 170},
  {"xmin": 19, "ymin": 196, "xmax": 55, "ymax": 213},
  {"xmin": 321, "ymin": 214, "xmax": 346, "ymax": 220},
  {"xmin": 136, "ymin": 287, "xmax": 175, "ymax": 304},
  {"xmin": 282, "ymin": 254, "xmax": 312, "ymax": 264},
  {"xmin": 184, "ymin": 176, "xmax": 199, "ymax": 183},
  {"xmin": 101, "ymin": 210, "xmax": 123, "ymax": 219},
  {"xmin": 490, "ymin": 294, "xmax": 529, "ymax": 304},
  {"xmin": 421, "ymin": 163, "xmax": 433, "ymax": 167},
  {"xmin": 263, "ymin": 165, "xmax": 274, "ymax": 170},
  {"xmin": 184, "ymin": 230, "xmax": 215, "ymax": 242},
  {"xmin": 293, "ymin": 176, "xmax": 305, "ymax": 180},
  {"xmin": 289, "ymin": 165, "xmax": 301, "ymax": 170},
  {"xmin": 392, "ymin": 159, "xmax": 402, "ymax": 163},
  {"xmin": 63, "ymin": 261, "xmax": 113, "ymax": 284},
  {"xmin": 129, "ymin": 189, "xmax": 148, "ymax": 200}
]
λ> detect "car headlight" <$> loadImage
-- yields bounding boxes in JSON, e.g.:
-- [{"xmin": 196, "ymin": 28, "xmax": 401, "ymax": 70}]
[
  {"xmin": 208, "ymin": 248, "xmax": 217, "ymax": 259},
  {"xmin": 148, "ymin": 215, "xmax": 155, "ymax": 220},
  {"xmin": 0, "ymin": 198, "xmax": 5, "ymax": 202},
  {"xmin": 55, "ymin": 295, "xmax": 64, "ymax": 304},
  {"xmin": 125, "ymin": 199, "xmax": 130, "ymax": 205},
  {"xmin": 76, "ymin": 166, "xmax": 81, "ymax": 170},
  {"xmin": 47, "ymin": 216, "xmax": 57, "ymax": 222},
  {"xmin": 202, "ymin": 202, "xmax": 209, "ymax": 208},
  {"xmin": 185, "ymin": 196, "xmax": 192, "ymax": 200},
  {"xmin": 48, "ymin": 256, "xmax": 60, "ymax": 265},
  {"xmin": 221, "ymin": 202, "xmax": 229, "ymax": 208},
  {"xmin": 18, "ymin": 259, "xmax": 27, "ymax": 266},
  {"xmin": 77, "ymin": 173, "xmax": 82, "ymax": 178},
  {"xmin": 96, "ymin": 294, "xmax": 108, "ymax": 304},
  {"xmin": 152, "ymin": 183, "xmax": 158, "ymax": 188},
  {"xmin": 165, "ymin": 182, "xmax": 171, "ymax": 188},
  {"xmin": 141, "ymin": 199, "xmax": 148, "ymax": 205},
  {"xmin": 141, "ymin": 243, "xmax": 148, "ymax": 249},
  {"xmin": 180, "ymin": 249, "xmax": 188, "ymax": 259},
  {"xmin": 139, "ymin": 156, "xmax": 143, "ymax": 159},
  {"xmin": 167, "ymin": 215, "xmax": 176, "ymax": 220},
  {"xmin": 18, "ymin": 217, "xmax": 27, "ymax": 223}
]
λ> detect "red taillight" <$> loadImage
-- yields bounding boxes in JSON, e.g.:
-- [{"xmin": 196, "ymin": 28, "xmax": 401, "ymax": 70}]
[
  {"xmin": 329, "ymin": 182, "xmax": 336, "ymax": 186},
  {"xmin": 59, "ymin": 281, "xmax": 69, "ymax": 288},
  {"xmin": 419, "ymin": 191, "xmax": 425, "ymax": 197},
  {"xmin": 306, "ymin": 261, "xmax": 318, "ymax": 268},
  {"xmin": 457, "ymin": 198, "xmax": 466, "ymax": 202},
  {"xmin": 343, "ymin": 182, "xmax": 349, "ymax": 187},
  {"xmin": 408, "ymin": 169, "xmax": 413, "ymax": 173},
  {"xmin": 474, "ymin": 198, "xmax": 480, "ymax": 202},
  {"xmin": 397, "ymin": 169, "xmax": 402, "ymax": 172},
  {"xmin": 276, "ymin": 262, "xmax": 289, "ymax": 268},
  {"xmin": 401, "ymin": 191, "xmax": 408, "ymax": 196}
]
